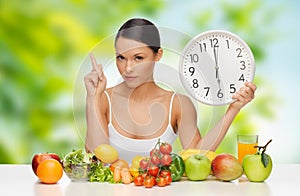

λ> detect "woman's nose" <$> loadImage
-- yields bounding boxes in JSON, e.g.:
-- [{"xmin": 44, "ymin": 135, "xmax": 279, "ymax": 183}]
[{"xmin": 125, "ymin": 60, "xmax": 134, "ymax": 73}]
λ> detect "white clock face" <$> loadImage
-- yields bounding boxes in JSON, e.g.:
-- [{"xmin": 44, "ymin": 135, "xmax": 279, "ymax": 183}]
[{"xmin": 179, "ymin": 30, "xmax": 255, "ymax": 106}]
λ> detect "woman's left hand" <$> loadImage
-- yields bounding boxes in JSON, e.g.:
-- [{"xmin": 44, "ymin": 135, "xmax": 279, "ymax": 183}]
[{"xmin": 230, "ymin": 82, "xmax": 257, "ymax": 110}]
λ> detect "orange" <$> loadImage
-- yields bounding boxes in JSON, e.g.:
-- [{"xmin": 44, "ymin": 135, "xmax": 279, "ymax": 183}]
[{"xmin": 36, "ymin": 159, "xmax": 63, "ymax": 184}]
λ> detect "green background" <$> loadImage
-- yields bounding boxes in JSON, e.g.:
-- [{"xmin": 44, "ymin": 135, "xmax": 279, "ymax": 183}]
[{"xmin": 1, "ymin": 0, "xmax": 299, "ymax": 164}]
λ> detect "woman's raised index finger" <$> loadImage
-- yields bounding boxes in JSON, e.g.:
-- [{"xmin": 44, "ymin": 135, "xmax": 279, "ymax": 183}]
[
  {"xmin": 90, "ymin": 53, "xmax": 103, "ymax": 80},
  {"xmin": 89, "ymin": 53, "xmax": 97, "ymax": 69},
  {"xmin": 89, "ymin": 53, "xmax": 102, "ymax": 76}
]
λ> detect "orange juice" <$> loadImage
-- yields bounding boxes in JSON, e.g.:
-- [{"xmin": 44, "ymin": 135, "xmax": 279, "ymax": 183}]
[{"xmin": 238, "ymin": 142, "xmax": 258, "ymax": 164}]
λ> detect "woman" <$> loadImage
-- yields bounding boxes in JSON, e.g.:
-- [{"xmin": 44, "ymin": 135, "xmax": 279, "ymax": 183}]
[{"xmin": 84, "ymin": 18, "xmax": 256, "ymax": 162}]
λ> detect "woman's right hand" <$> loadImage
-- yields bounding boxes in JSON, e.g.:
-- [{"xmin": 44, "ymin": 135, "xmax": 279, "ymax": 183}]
[{"xmin": 84, "ymin": 53, "xmax": 107, "ymax": 96}]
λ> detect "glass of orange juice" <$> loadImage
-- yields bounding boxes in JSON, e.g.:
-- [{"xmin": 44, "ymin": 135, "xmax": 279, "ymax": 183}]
[{"xmin": 237, "ymin": 135, "xmax": 258, "ymax": 164}]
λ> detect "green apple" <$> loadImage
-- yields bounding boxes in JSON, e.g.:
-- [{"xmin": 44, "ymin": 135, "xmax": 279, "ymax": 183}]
[
  {"xmin": 242, "ymin": 153, "xmax": 272, "ymax": 182},
  {"xmin": 185, "ymin": 154, "xmax": 211, "ymax": 181}
]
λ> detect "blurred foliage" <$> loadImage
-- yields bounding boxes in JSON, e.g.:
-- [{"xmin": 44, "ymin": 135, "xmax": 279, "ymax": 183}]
[
  {"xmin": 0, "ymin": 0, "xmax": 279, "ymax": 163},
  {"xmin": 0, "ymin": 0, "xmax": 163, "ymax": 163}
]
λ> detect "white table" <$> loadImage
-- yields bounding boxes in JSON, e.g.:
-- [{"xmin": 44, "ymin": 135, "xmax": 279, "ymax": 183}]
[{"xmin": 0, "ymin": 164, "xmax": 299, "ymax": 196}]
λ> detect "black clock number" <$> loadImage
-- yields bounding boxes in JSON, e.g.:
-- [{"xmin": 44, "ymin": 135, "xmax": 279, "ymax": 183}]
[
  {"xmin": 239, "ymin": 74, "xmax": 245, "ymax": 82},
  {"xmin": 236, "ymin": 48, "xmax": 243, "ymax": 58},
  {"xmin": 189, "ymin": 67, "xmax": 195, "ymax": 76},
  {"xmin": 192, "ymin": 79, "xmax": 199, "ymax": 88},
  {"xmin": 204, "ymin": 87, "xmax": 210, "ymax": 96},
  {"xmin": 226, "ymin": 40, "xmax": 230, "ymax": 49},
  {"xmin": 217, "ymin": 89, "xmax": 224, "ymax": 98},
  {"xmin": 230, "ymin": 84, "xmax": 236, "ymax": 93},
  {"xmin": 210, "ymin": 38, "xmax": 219, "ymax": 48},
  {"xmin": 190, "ymin": 54, "xmax": 199, "ymax": 63},
  {"xmin": 199, "ymin": 43, "xmax": 207, "ymax": 52},
  {"xmin": 240, "ymin": 61, "xmax": 246, "ymax": 70}
]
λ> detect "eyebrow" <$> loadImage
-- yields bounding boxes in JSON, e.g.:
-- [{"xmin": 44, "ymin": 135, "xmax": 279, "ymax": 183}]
[
  {"xmin": 115, "ymin": 52, "xmax": 145, "ymax": 56},
  {"xmin": 133, "ymin": 53, "xmax": 145, "ymax": 56}
]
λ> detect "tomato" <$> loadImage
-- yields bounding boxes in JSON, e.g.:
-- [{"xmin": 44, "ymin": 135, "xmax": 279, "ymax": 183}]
[
  {"xmin": 156, "ymin": 176, "xmax": 167, "ymax": 187},
  {"xmin": 159, "ymin": 142, "xmax": 172, "ymax": 154},
  {"xmin": 148, "ymin": 165, "xmax": 159, "ymax": 177},
  {"xmin": 140, "ymin": 172, "xmax": 148, "ymax": 179},
  {"xmin": 161, "ymin": 154, "xmax": 172, "ymax": 166},
  {"xmin": 144, "ymin": 176, "xmax": 155, "ymax": 188},
  {"xmin": 154, "ymin": 177, "xmax": 158, "ymax": 185},
  {"xmin": 165, "ymin": 175, "xmax": 172, "ymax": 185},
  {"xmin": 139, "ymin": 159, "xmax": 149, "ymax": 170},
  {"xmin": 160, "ymin": 170, "xmax": 171, "ymax": 177},
  {"xmin": 134, "ymin": 175, "xmax": 144, "ymax": 186},
  {"xmin": 150, "ymin": 148, "xmax": 161, "ymax": 157},
  {"xmin": 151, "ymin": 155, "xmax": 161, "ymax": 165}
]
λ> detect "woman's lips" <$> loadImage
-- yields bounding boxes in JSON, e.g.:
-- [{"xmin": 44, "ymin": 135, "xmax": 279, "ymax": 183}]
[{"xmin": 124, "ymin": 75, "xmax": 138, "ymax": 81}]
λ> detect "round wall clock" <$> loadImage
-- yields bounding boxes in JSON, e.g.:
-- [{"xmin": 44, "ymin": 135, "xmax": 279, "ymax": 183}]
[{"xmin": 179, "ymin": 30, "xmax": 255, "ymax": 106}]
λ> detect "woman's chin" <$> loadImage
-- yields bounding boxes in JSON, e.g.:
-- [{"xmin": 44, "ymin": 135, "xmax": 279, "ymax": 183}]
[{"xmin": 124, "ymin": 81, "xmax": 140, "ymax": 89}]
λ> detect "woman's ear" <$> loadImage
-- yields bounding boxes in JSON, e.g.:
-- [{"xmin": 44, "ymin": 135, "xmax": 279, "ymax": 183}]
[{"xmin": 155, "ymin": 48, "xmax": 163, "ymax": 62}]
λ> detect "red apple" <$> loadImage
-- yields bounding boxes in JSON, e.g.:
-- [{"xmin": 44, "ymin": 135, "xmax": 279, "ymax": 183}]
[
  {"xmin": 211, "ymin": 153, "xmax": 243, "ymax": 181},
  {"xmin": 32, "ymin": 153, "xmax": 61, "ymax": 175}
]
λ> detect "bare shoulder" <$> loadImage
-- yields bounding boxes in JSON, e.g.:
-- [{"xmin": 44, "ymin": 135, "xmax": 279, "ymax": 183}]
[
  {"xmin": 174, "ymin": 93, "xmax": 194, "ymax": 106},
  {"xmin": 98, "ymin": 88, "xmax": 112, "ymax": 113},
  {"xmin": 172, "ymin": 93, "xmax": 196, "ymax": 116},
  {"xmin": 106, "ymin": 87, "xmax": 113, "ymax": 96},
  {"xmin": 171, "ymin": 93, "xmax": 198, "ymax": 132}
]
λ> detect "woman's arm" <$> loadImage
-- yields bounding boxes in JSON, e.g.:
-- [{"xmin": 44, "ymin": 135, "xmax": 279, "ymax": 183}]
[
  {"xmin": 84, "ymin": 53, "xmax": 109, "ymax": 152},
  {"xmin": 195, "ymin": 104, "xmax": 240, "ymax": 151},
  {"xmin": 85, "ymin": 93, "xmax": 109, "ymax": 152},
  {"xmin": 176, "ymin": 82, "xmax": 257, "ymax": 151}
]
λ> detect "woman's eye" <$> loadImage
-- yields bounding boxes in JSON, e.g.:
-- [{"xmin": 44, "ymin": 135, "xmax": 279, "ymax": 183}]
[
  {"xmin": 135, "ymin": 56, "xmax": 143, "ymax": 61},
  {"xmin": 116, "ymin": 55, "xmax": 125, "ymax": 60}
]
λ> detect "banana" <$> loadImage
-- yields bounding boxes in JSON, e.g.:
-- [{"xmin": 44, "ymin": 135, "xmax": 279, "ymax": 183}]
[{"xmin": 179, "ymin": 149, "xmax": 217, "ymax": 162}]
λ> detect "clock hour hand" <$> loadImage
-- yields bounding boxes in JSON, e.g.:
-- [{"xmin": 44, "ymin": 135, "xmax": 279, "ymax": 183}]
[{"xmin": 217, "ymin": 75, "xmax": 221, "ymax": 90}]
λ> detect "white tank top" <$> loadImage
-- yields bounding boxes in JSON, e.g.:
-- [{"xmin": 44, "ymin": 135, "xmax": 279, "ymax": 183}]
[{"xmin": 104, "ymin": 91, "xmax": 178, "ymax": 163}]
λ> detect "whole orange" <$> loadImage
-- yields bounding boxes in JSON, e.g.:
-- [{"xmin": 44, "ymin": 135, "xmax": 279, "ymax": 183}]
[{"xmin": 36, "ymin": 159, "xmax": 63, "ymax": 184}]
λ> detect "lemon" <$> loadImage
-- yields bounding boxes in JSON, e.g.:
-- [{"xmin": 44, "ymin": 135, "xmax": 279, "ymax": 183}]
[{"xmin": 94, "ymin": 144, "xmax": 119, "ymax": 163}]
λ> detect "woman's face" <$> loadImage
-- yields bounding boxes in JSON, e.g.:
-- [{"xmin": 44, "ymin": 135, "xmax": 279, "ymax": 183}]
[{"xmin": 115, "ymin": 36, "xmax": 162, "ymax": 88}]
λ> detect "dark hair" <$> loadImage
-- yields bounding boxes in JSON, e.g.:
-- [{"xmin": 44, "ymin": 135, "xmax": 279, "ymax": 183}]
[{"xmin": 115, "ymin": 18, "xmax": 161, "ymax": 53}]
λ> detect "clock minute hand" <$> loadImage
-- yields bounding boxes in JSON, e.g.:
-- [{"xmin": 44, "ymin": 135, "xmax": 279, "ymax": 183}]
[
  {"xmin": 213, "ymin": 46, "xmax": 219, "ymax": 79},
  {"xmin": 213, "ymin": 46, "xmax": 221, "ymax": 90}
]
